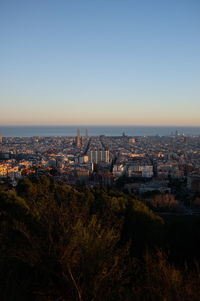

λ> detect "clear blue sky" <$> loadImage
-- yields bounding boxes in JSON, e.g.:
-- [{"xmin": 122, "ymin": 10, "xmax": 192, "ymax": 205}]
[{"xmin": 0, "ymin": 0, "xmax": 200, "ymax": 126}]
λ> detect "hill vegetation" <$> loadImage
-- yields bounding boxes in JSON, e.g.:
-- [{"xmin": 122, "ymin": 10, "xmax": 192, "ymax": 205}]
[{"xmin": 0, "ymin": 176, "xmax": 200, "ymax": 300}]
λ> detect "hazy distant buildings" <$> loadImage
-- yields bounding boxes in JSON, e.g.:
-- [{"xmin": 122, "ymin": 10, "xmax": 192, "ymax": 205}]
[
  {"xmin": 128, "ymin": 138, "xmax": 136, "ymax": 143},
  {"xmin": 1, "ymin": 133, "xmax": 200, "ymax": 196}
]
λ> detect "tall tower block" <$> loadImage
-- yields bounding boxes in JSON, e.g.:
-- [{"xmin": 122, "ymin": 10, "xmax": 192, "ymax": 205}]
[
  {"xmin": 0, "ymin": 132, "xmax": 3, "ymax": 143},
  {"xmin": 76, "ymin": 128, "xmax": 81, "ymax": 147},
  {"xmin": 85, "ymin": 128, "xmax": 88, "ymax": 137}
]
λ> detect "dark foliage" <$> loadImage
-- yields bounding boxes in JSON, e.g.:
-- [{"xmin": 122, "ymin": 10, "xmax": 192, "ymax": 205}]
[{"xmin": 0, "ymin": 177, "xmax": 200, "ymax": 300}]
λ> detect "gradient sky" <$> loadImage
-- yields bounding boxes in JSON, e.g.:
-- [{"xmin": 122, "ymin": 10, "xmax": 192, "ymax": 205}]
[{"xmin": 0, "ymin": 0, "xmax": 200, "ymax": 126}]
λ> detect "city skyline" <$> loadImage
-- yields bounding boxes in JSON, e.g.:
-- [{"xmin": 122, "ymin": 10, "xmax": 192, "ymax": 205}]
[{"xmin": 1, "ymin": 0, "xmax": 200, "ymax": 126}]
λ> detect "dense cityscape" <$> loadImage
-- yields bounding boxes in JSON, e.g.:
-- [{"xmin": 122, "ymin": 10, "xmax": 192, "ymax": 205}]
[{"xmin": 1, "ymin": 129, "xmax": 200, "ymax": 213}]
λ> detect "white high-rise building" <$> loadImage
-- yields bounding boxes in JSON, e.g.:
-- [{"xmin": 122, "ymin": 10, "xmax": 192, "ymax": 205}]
[{"xmin": 89, "ymin": 149, "xmax": 110, "ymax": 164}]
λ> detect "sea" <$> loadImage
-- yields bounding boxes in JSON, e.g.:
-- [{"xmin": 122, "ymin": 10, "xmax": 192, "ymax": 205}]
[{"xmin": 0, "ymin": 126, "xmax": 200, "ymax": 137}]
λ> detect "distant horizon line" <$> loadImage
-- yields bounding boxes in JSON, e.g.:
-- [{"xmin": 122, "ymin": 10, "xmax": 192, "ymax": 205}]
[{"xmin": 1, "ymin": 124, "xmax": 200, "ymax": 128}]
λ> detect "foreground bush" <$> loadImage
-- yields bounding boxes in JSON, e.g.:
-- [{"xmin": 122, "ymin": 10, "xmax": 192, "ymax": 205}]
[{"xmin": 0, "ymin": 177, "xmax": 200, "ymax": 300}]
